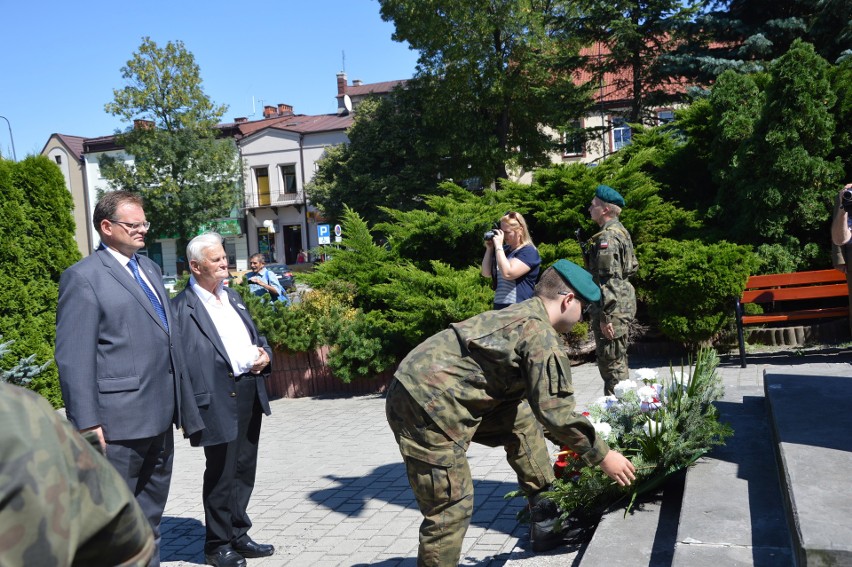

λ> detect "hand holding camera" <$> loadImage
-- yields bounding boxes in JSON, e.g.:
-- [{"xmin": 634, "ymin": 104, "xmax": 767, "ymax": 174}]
[
  {"xmin": 485, "ymin": 228, "xmax": 504, "ymax": 248},
  {"xmin": 484, "ymin": 222, "xmax": 502, "ymax": 248},
  {"xmin": 842, "ymin": 187, "xmax": 852, "ymax": 213}
]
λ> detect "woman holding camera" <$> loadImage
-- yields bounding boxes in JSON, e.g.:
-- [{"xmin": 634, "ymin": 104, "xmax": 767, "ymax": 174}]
[{"xmin": 481, "ymin": 211, "xmax": 542, "ymax": 310}]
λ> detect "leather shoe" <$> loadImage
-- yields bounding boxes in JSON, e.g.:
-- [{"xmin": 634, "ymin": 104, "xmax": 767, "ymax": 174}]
[
  {"xmin": 232, "ymin": 538, "xmax": 275, "ymax": 558},
  {"xmin": 204, "ymin": 546, "xmax": 246, "ymax": 567}
]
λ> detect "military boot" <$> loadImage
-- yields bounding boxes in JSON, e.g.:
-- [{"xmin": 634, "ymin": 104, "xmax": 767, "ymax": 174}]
[
  {"xmin": 529, "ymin": 491, "xmax": 597, "ymax": 552},
  {"xmin": 528, "ymin": 492, "xmax": 564, "ymax": 552}
]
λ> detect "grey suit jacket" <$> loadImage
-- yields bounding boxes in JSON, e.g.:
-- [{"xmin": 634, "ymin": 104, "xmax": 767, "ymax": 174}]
[
  {"xmin": 55, "ymin": 248, "xmax": 203, "ymax": 441},
  {"xmin": 171, "ymin": 284, "xmax": 272, "ymax": 447}
]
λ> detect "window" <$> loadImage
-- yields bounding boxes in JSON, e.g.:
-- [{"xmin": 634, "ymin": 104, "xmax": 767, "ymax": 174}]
[
  {"xmin": 280, "ymin": 164, "xmax": 297, "ymax": 194},
  {"xmin": 54, "ymin": 155, "xmax": 62, "ymax": 165},
  {"xmin": 611, "ymin": 117, "xmax": 632, "ymax": 151},
  {"xmin": 562, "ymin": 121, "xmax": 585, "ymax": 157},
  {"xmin": 255, "ymin": 167, "xmax": 270, "ymax": 206},
  {"xmin": 657, "ymin": 110, "xmax": 675, "ymax": 125}
]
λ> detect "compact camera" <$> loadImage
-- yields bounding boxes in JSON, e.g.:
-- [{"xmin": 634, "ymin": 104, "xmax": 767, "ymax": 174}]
[
  {"xmin": 842, "ymin": 190, "xmax": 852, "ymax": 212},
  {"xmin": 483, "ymin": 222, "xmax": 500, "ymax": 241}
]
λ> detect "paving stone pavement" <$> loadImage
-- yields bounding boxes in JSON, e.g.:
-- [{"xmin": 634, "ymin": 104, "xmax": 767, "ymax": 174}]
[
  {"xmin": 161, "ymin": 358, "xmax": 616, "ymax": 567},
  {"xmin": 159, "ymin": 347, "xmax": 851, "ymax": 567}
]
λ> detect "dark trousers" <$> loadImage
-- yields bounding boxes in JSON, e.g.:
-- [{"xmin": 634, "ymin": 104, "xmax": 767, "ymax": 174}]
[
  {"xmin": 106, "ymin": 430, "xmax": 174, "ymax": 567},
  {"xmin": 202, "ymin": 375, "xmax": 263, "ymax": 553}
]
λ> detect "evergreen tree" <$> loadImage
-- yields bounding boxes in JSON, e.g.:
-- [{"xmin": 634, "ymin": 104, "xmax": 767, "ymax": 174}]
[
  {"xmin": 714, "ymin": 41, "xmax": 843, "ymax": 269},
  {"xmin": 100, "ymin": 37, "xmax": 241, "ymax": 245},
  {"xmin": 675, "ymin": 0, "xmax": 852, "ymax": 83},
  {"xmin": 0, "ymin": 156, "xmax": 80, "ymax": 406},
  {"xmin": 829, "ymin": 58, "xmax": 852, "ymax": 179}
]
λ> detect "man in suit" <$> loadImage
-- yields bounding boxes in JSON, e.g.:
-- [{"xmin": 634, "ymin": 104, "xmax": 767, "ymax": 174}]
[
  {"xmin": 172, "ymin": 232, "xmax": 274, "ymax": 567},
  {"xmin": 55, "ymin": 190, "xmax": 203, "ymax": 567}
]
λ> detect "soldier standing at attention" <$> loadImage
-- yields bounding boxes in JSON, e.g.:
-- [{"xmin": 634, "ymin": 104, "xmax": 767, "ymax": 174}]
[
  {"xmin": 386, "ymin": 260, "xmax": 636, "ymax": 566},
  {"xmin": 586, "ymin": 185, "xmax": 639, "ymax": 395}
]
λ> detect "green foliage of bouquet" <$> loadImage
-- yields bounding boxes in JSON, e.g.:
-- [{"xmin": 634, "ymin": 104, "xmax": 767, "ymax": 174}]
[{"xmin": 547, "ymin": 348, "xmax": 733, "ymax": 521}]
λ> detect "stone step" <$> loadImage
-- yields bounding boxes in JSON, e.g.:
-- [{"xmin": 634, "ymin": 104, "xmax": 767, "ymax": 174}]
[
  {"xmin": 580, "ymin": 384, "xmax": 794, "ymax": 566},
  {"xmin": 764, "ymin": 371, "xmax": 852, "ymax": 566},
  {"xmin": 578, "ymin": 472, "xmax": 684, "ymax": 566},
  {"xmin": 672, "ymin": 384, "xmax": 793, "ymax": 565}
]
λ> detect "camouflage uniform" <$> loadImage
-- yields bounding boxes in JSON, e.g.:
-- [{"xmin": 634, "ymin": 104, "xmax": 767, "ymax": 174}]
[
  {"xmin": 0, "ymin": 382, "xmax": 154, "ymax": 567},
  {"xmin": 386, "ymin": 298, "xmax": 609, "ymax": 566},
  {"xmin": 586, "ymin": 218, "xmax": 639, "ymax": 395}
]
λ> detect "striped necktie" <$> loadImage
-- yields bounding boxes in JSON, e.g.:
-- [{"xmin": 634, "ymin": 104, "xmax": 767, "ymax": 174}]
[{"xmin": 128, "ymin": 256, "xmax": 169, "ymax": 332}]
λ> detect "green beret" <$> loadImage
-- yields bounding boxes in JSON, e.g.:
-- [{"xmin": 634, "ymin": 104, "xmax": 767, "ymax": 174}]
[
  {"xmin": 552, "ymin": 259, "xmax": 601, "ymax": 304},
  {"xmin": 595, "ymin": 184, "xmax": 625, "ymax": 207}
]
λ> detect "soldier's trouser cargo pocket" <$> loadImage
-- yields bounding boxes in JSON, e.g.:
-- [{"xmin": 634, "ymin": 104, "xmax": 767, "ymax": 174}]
[{"xmin": 386, "ymin": 381, "xmax": 474, "ymax": 567}]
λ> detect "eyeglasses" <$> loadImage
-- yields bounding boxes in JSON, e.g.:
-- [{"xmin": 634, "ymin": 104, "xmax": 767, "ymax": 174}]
[
  {"xmin": 505, "ymin": 211, "xmax": 519, "ymax": 219},
  {"xmin": 110, "ymin": 219, "xmax": 151, "ymax": 231},
  {"xmin": 559, "ymin": 291, "xmax": 593, "ymax": 315}
]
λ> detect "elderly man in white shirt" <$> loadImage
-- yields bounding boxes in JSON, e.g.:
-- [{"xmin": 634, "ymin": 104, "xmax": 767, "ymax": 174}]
[{"xmin": 172, "ymin": 232, "xmax": 274, "ymax": 567}]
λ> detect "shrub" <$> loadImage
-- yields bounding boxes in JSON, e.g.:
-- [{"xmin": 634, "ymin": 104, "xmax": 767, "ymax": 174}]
[{"xmin": 636, "ymin": 238, "xmax": 759, "ymax": 348}]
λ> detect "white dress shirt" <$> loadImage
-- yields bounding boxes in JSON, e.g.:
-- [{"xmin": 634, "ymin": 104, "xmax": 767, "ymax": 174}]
[{"xmin": 189, "ymin": 277, "xmax": 258, "ymax": 376}]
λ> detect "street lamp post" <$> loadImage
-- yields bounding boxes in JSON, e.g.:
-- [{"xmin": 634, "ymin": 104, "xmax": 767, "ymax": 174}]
[{"xmin": 0, "ymin": 115, "xmax": 17, "ymax": 162}]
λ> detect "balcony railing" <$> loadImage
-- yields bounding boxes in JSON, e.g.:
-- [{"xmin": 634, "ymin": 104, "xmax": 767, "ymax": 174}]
[{"xmin": 245, "ymin": 190, "xmax": 305, "ymax": 209}]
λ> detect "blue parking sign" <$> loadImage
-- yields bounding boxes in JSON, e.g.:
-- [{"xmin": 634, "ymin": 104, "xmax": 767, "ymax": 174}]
[{"xmin": 318, "ymin": 224, "xmax": 331, "ymax": 244}]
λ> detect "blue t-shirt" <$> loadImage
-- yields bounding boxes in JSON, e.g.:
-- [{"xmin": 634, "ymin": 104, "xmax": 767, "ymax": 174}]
[{"xmin": 494, "ymin": 245, "xmax": 541, "ymax": 307}]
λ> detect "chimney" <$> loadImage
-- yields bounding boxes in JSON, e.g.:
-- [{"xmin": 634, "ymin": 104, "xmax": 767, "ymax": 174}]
[
  {"xmin": 133, "ymin": 119, "xmax": 154, "ymax": 130},
  {"xmin": 263, "ymin": 105, "xmax": 276, "ymax": 119},
  {"xmin": 337, "ymin": 72, "xmax": 347, "ymax": 96},
  {"xmin": 277, "ymin": 103, "xmax": 293, "ymax": 115},
  {"xmin": 234, "ymin": 117, "xmax": 248, "ymax": 123},
  {"xmin": 352, "ymin": 79, "xmax": 363, "ymax": 87}
]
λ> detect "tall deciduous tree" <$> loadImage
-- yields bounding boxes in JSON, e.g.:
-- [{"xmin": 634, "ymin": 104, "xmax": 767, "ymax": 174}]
[
  {"xmin": 309, "ymin": 93, "xmax": 447, "ymax": 227},
  {"xmin": 100, "ymin": 37, "xmax": 240, "ymax": 244},
  {"xmin": 563, "ymin": 0, "xmax": 707, "ymax": 124},
  {"xmin": 378, "ymin": 0, "xmax": 592, "ymax": 183}
]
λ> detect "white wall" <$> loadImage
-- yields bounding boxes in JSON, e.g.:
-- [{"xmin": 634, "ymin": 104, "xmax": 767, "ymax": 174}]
[{"xmin": 239, "ymin": 126, "xmax": 349, "ymax": 260}]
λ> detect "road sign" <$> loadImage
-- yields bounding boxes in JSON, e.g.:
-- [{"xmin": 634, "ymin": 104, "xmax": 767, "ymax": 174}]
[
  {"xmin": 317, "ymin": 224, "xmax": 331, "ymax": 245},
  {"xmin": 334, "ymin": 224, "xmax": 342, "ymax": 237}
]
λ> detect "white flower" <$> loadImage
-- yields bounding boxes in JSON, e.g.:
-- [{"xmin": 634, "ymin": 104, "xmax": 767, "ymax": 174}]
[
  {"xmin": 592, "ymin": 421, "xmax": 612, "ymax": 439},
  {"xmin": 671, "ymin": 369, "xmax": 690, "ymax": 388},
  {"xmin": 593, "ymin": 395, "xmax": 619, "ymax": 411},
  {"xmin": 613, "ymin": 380, "xmax": 638, "ymax": 399},
  {"xmin": 634, "ymin": 368, "xmax": 659, "ymax": 382},
  {"xmin": 643, "ymin": 419, "xmax": 663, "ymax": 437},
  {"xmin": 664, "ymin": 370, "xmax": 690, "ymax": 400},
  {"xmin": 636, "ymin": 385, "xmax": 659, "ymax": 402}
]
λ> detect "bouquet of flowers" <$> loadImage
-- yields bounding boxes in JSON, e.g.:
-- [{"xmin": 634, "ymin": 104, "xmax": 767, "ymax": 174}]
[{"xmin": 547, "ymin": 347, "xmax": 733, "ymax": 528}]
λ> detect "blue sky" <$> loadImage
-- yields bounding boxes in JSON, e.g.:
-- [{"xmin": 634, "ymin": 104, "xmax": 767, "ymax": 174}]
[{"xmin": 0, "ymin": 0, "xmax": 419, "ymax": 159}]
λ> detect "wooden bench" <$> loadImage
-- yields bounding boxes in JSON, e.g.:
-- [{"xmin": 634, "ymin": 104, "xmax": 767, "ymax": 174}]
[{"xmin": 735, "ymin": 269, "xmax": 849, "ymax": 367}]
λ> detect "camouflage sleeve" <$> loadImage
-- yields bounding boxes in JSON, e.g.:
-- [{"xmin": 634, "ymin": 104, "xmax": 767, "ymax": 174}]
[
  {"xmin": 519, "ymin": 321, "xmax": 610, "ymax": 466},
  {"xmin": 0, "ymin": 383, "xmax": 154, "ymax": 567},
  {"xmin": 591, "ymin": 229, "xmax": 634, "ymax": 324}
]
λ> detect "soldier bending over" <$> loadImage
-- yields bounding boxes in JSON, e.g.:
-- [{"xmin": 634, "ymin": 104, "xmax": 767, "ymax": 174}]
[{"xmin": 386, "ymin": 260, "xmax": 635, "ymax": 566}]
